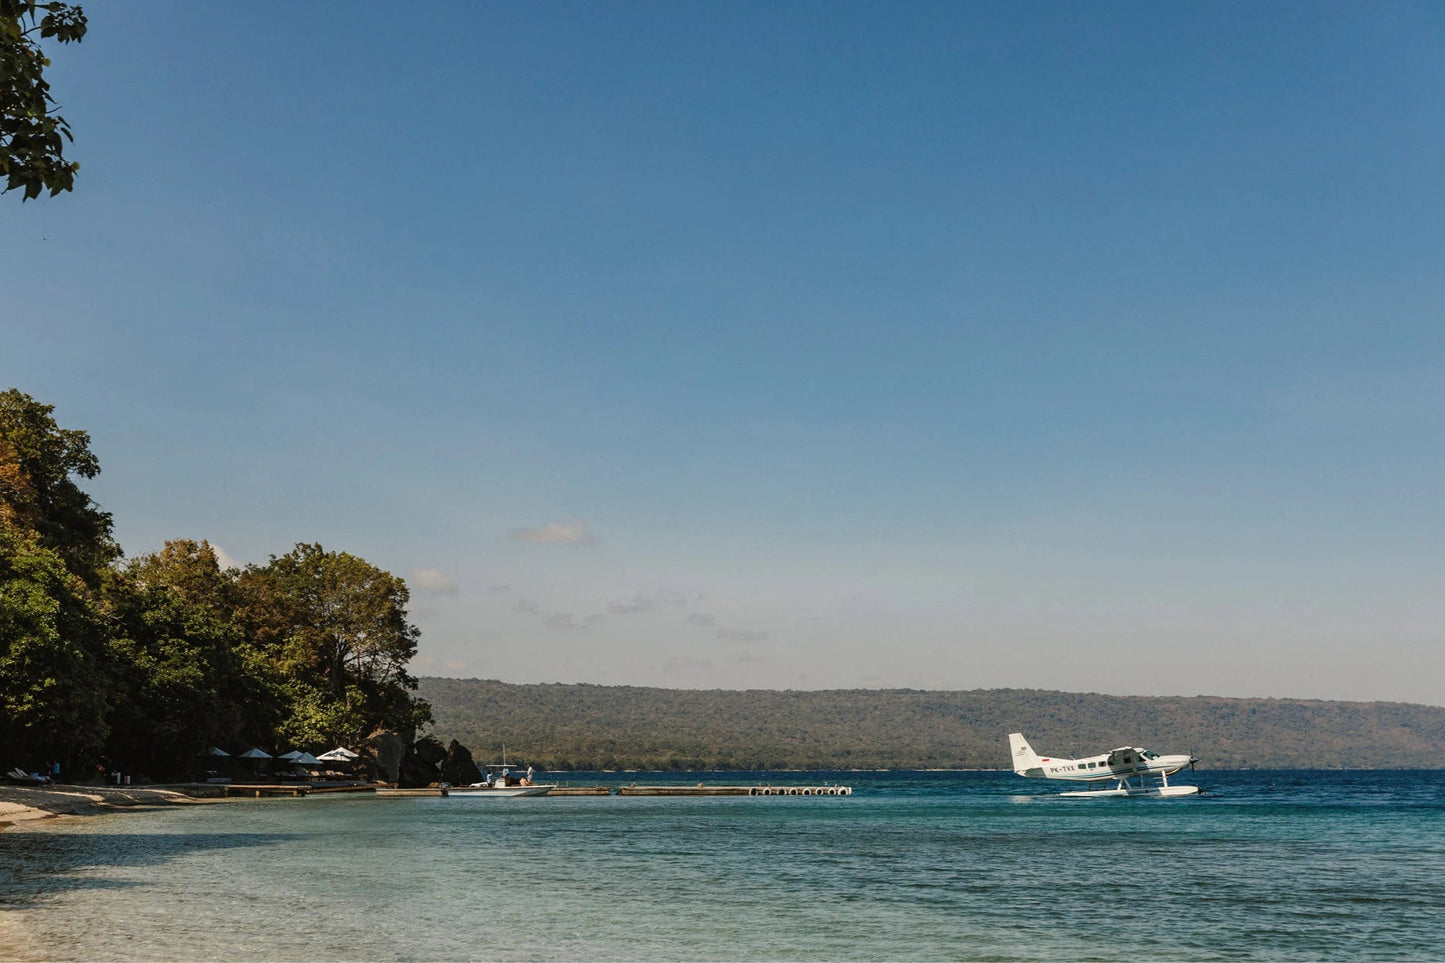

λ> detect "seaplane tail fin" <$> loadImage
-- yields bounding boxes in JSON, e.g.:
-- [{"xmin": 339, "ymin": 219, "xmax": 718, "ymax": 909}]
[{"xmin": 1009, "ymin": 732, "xmax": 1045, "ymax": 777}]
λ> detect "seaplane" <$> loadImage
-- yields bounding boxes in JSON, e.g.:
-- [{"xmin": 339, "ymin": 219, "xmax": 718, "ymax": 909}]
[{"xmin": 1008, "ymin": 732, "xmax": 1200, "ymax": 798}]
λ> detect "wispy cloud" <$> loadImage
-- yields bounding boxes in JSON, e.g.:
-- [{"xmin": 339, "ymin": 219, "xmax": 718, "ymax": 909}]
[
  {"xmin": 410, "ymin": 567, "xmax": 459, "ymax": 596},
  {"xmin": 544, "ymin": 612, "xmax": 607, "ymax": 630},
  {"xmin": 514, "ymin": 596, "xmax": 606, "ymax": 631},
  {"xmin": 211, "ymin": 544, "xmax": 239, "ymax": 571},
  {"xmin": 511, "ymin": 519, "xmax": 598, "ymax": 546},
  {"xmin": 663, "ymin": 656, "xmax": 716, "ymax": 675},
  {"xmin": 683, "ymin": 611, "xmax": 765, "ymax": 642},
  {"xmin": 610, "ymin": 590, "xmax": 688, "ymax": 615},
  {"xmin": 717, "ymin": 628, "xmax": 769, "ymax": 644}
]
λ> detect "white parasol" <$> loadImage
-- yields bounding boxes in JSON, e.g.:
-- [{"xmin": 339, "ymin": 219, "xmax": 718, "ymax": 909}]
[{"xmin": 317, "ymin": 747, "xmax": 359, "ymax": 762}]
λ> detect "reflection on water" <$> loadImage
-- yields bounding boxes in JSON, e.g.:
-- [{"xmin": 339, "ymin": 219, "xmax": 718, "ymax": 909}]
[{"xmin": 0, "ymin": 771, "xmax": 1441, "ymax": 961}]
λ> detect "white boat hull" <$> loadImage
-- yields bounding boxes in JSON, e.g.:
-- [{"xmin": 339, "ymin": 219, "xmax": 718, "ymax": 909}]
[{"xmin": 449, "ymin": 784, "xmax": 555, "ymax": 797}]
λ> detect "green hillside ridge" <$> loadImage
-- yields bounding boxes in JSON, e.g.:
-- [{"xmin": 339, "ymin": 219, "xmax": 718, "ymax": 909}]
[{"xmin": 418, "ymin": 677, "xmax": 1445, "ymax": 770}]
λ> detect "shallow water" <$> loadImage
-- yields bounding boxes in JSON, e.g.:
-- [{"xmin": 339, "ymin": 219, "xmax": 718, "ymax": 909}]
[{"xmin": 2, "ymin": 770, "xmax": 1442, "ymax": 961}]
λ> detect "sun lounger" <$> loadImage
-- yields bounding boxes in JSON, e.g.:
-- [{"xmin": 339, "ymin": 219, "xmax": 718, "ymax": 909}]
[{"xmin": 5, "ymin": 767, "xmax": 51, "ymax": 786}]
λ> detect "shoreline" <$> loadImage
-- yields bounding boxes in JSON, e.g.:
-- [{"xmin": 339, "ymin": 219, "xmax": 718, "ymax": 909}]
[{"xmin": 0, "ymin": 783, "xmax": 215, "ymax": 830}]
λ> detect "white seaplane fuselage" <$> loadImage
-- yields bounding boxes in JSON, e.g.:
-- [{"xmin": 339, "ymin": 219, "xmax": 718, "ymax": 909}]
[{"xmin": 1009, "ymin": 733, "xmax": 1199, "ymax": 797}]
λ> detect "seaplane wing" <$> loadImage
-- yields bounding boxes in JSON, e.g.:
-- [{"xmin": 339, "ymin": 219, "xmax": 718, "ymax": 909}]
[{"xmin": 1008, "ymin": 732, "xmax": 1200, "ymax": 797}]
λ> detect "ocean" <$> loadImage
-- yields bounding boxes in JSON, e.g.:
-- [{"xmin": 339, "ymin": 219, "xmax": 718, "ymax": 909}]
[{"xmin": 2, "ymin": 770, "xmax": 1442, "ymax": 961}]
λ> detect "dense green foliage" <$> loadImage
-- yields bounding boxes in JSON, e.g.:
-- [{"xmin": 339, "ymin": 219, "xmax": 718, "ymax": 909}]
[
  {"xmin": 420, "ymin": 677, "xmax": 1445, "ymax": 770},
  {"xmin": 2, "ymin": 1, "xmax": 86, "ymax": 199},
  {"xmin": 0, "ymin": 389, "xmax": 431, "ymax": 779}
]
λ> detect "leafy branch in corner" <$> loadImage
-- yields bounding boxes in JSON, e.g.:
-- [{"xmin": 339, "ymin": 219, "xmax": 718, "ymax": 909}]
[{"xmin": 2, "ymin": 1, "xmax": 87, "ymax": 200}]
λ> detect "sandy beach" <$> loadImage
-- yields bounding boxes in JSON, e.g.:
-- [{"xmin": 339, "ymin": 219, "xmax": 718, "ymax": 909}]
[{"xmin": 0, "ymin": 783, "xmax": 210, "ymax": 830}]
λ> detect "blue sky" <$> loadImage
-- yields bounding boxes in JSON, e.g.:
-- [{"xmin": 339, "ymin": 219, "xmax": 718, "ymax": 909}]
[{"xmin": 6, "ymin": 2, "xmax": 1445, "ymax": 703}]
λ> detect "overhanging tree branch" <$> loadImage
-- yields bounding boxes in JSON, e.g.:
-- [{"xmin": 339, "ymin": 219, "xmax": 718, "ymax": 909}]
[{"xmin": 1, "ymin": 0, "xmax": 87, "ymax": 200}]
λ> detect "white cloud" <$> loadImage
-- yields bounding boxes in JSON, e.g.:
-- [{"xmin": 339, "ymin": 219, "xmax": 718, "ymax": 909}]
[
  {"xmin": 663, "ymin": 656, "xmax": 716, "ymax": 675},
  {"xmin": 211, "ymin": 544, "xmax": 239, "ymax": 571},
  {"xmin": 610, "ymin": 591, "xmax": 688, "ymax": 615},
  {"xmin": 511, "ymin": 519, "xmax": 598, "ymax": 546},
  {"xmin": 411, "ymin": 567, "xmax": 459, "ymax": 596},
  {"xmin": 514, "ymin": 596, "xmax": 605, "ymax": 630},
  {"xmin": 685, "ymin": 612, "xmax": 718, "ymax": 627},
  {"xmin": 718, "ymin": 628, "xmax": 769, "ymax": 644},
  {"xmin": 543, "ymin": 612, "xmax": 607, "ymax": 630}
]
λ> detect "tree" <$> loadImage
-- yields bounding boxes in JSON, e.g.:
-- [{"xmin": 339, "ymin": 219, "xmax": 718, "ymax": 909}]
[
  {"xmin": 104, "ymin": 540, "xmax": 277, "ymax": 778},
  {"xmin": 2, "ymin": 0, "xmax": 87, "ymax": 200},
  {"xmin": 236, "ymin": 543, "xmax": 431, "ymax": 747},
  {"xmin": 0, "ymin": 388, "xmax": 118, "ymax": 583},
  {"xmin": 0, "ymin": 388, "xmax": 113, "ymax": 772},
  {"xmin": 0, "ymin": 524, "xmax": 109, "ymax": 769}
]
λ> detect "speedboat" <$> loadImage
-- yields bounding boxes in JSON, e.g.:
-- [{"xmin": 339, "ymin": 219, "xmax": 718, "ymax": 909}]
[
  {"xmin": 447, "ymin": 763, "xmax": 555, "ymax": 797},
  {"xmin": 449, "ymin": 783, "xmax": 553, "ymax": 797}
]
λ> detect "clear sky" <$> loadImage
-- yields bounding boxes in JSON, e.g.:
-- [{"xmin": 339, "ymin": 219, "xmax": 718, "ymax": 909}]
[{"xmin": 6, "ymin": 2, "xmax": 1445, "ymax": 704}]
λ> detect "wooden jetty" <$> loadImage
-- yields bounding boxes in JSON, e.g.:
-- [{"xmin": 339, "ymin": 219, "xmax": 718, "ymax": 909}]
[
  {"xmin": 224, "ymin": 784, "xmax": 310, "ymax": 798},
  {"xmin": 617, "ymin": 785, "xmax": 852, "ymax": 796},
  {"xmin": 545, "ymin": 786, "xmax": 612, "ymax": 796},
  {"xmin": 376, "ymin": 786, "xmax": 448, "ymax": 797}
]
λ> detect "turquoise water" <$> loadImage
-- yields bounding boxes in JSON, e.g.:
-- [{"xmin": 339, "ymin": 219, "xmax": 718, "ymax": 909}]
[{"xmin": 2, "ymin": 770, "xmax": 1443, "ymax": 961}]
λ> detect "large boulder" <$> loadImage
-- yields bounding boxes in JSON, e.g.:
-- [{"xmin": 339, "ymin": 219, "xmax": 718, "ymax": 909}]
[
  {"xmin": 397, "ymin": 736, "xmax": 447, "ymax": 788},
  {"xmin": 368, "ymin": 731, "xmax": 407, "ymax": 784},
  {"xmin": 440, "ymin": 740, "xmax": 482, "ymax": 786}
]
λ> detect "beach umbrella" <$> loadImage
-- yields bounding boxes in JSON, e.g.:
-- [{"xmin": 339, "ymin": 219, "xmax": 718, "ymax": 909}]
[
  {"xmin": 317, "ymin": 747, "xmax": 359, "ymax": 762},
  {"xmin": 293, "ymin": 752, "xmax": 322, "ymax": 766},
  {"xmin": 238, "ymin": 748, "xmax": 273, "ymax": 759},
  {"xmin": 276, "ymin": 750, "xmax": 304, "ymax": 762},
  {"xmin": 201, "ymin": 746, "xmax": 230, "ymax": 757}
]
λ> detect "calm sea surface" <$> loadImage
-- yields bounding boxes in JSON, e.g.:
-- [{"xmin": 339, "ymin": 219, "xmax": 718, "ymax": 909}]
[{"xmin": 2, "ymin": 770, "xmax": 1443, "ymax": 961}]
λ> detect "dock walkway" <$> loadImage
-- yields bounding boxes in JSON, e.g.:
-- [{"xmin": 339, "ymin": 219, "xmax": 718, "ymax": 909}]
[{"xmin": 618, "ymin": 785, "xmax": 852, "ymax": 796}]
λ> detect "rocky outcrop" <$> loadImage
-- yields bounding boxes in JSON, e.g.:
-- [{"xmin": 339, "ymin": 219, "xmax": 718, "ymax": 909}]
[
  {"xmin": 397, "ymin": 736, "xmax": 447, "ymax": 788},
  {"xmin": 369, "ymin": 731, "xmax": 407, "ymax": 784},
  {"xmin": 440, "ymin": 740, "xmax": 482, "ymax": 786}
]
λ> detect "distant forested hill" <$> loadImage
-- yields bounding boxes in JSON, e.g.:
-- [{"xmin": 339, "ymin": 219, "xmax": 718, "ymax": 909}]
[{"xmin": 417, "ymin": 678, "xmax": 1445, "ymax": 770}]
